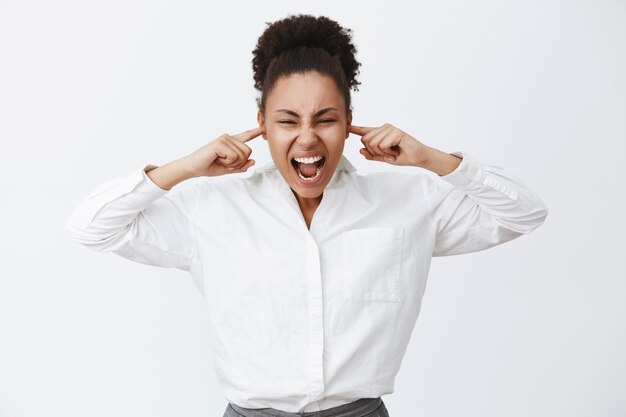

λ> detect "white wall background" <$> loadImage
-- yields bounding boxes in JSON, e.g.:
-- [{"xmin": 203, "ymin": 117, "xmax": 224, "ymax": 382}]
[{"xmin": 1, "ymin": 0, "xmax": 624, "ymax": 416}]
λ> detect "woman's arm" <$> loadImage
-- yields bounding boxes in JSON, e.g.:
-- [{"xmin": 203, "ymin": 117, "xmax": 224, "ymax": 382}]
[
  {"xmin": 65, "ymin": 161, "xmax": 201, "ymax": 270},
  {"xmin": 348, "ymin": 123, "xmax": 549, "ymax": 257},
  {"xmin": 145, "ymin": 155, "xmax": 198, "ymax": 190},
  {"xmin": 419, "ymin": 146, "xmax": 463, "ymax": 176},
  {"xmin": 66, "ymin": 127, "xmax": 262, "ymax": 270},
  {"xmin": 425, "ymin": 150, "xmax": 549, "ymax": 256}
]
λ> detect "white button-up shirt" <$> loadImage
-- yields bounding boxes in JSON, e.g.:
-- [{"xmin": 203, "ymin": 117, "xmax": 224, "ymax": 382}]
[{"xmin": 66, "ymin": 151, "xmax": 548, "ymax": 413}]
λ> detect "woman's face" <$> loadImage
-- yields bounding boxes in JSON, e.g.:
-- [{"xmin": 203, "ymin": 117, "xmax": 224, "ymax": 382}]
[{"xmin": 257, "ymin": 71, "xmax": 352, "ymax": 202}]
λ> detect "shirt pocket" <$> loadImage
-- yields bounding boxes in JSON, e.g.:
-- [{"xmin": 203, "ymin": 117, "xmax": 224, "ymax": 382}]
[{"xmin": 340, "ymin": 227, "xmax": 404, "ymax": 303}]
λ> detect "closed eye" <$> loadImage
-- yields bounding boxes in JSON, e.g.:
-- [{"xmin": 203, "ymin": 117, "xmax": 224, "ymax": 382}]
[{"xmin": 278, "ymin": 119, "xmax": 336, "ymax": 124}]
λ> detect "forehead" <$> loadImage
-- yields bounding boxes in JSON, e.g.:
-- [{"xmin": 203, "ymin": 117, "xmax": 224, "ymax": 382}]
[{"xmin": 266, "ymin": 71, "xmax": 344, "ymax": 114}]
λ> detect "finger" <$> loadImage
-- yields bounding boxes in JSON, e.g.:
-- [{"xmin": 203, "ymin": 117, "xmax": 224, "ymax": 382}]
[
  {"xmin": 370, "ymin": 127, "xmax": 399, "ymax": 157},
  {"xmin": 223, "ymin": 139, "xmax": 247, "ymax": 166},
  {"xmin": 348, "ymin": 124, "xmax": 376, "ymax": 136},
  {"xmin": 366, "ymin": 125, "xmax": 391, "ymax": 156},
  {"xmin": 380, "ymin": 135, "xmax": 401, "ymax": 156},
  {"xmin": 232, "ymin": 126, "xmax": 264, "ymax": 142},
  {"xmin": 228, "ymin": 158, "xmax": 249, "ymax": 170},
  {"xmin": 227, "ymin": 159, "xmax": 255, "ymax": 172},
  {"xmin": 224, "ymin": 142, "xmax": 253, "ymax": 170},
  {"xmin": 229, "ymin": 137, "xmax": 253, "ymax": 161},
  {"xmin": 360, "ymin": 123, "xmax": 389, "ymax": 144},
  {"xmin": 359, "ymin": 147, "xmax": 374, "ymax": 160},
  {"xmin": 215, "ymin": 141, "xmax": 244, "ymax": 166},
  {"xmin": 359, "ymin": 147, "xmax": 387, "ymax": 163},
  {"xmin": 363, "ymin": 124, "xmax": 393, "ymax": 157}
]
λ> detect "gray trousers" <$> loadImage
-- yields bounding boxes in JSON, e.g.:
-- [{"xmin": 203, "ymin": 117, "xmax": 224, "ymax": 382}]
[{"xmin": 223, "ymin": 397, "xmax": 389, "ymax": 417}]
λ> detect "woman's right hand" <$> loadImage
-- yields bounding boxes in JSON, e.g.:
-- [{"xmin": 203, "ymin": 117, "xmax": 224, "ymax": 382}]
[{"xmin": 186, "ymin": 126, "xmax": 264, "ymax": 177}]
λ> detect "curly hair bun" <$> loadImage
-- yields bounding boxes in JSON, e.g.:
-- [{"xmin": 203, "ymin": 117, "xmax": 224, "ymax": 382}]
[{"xmin": 252, "ymin": 14, "xmax": 361, "ymax": 95}]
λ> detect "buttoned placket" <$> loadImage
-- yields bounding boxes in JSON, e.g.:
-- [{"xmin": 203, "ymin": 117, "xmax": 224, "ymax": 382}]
[{"xmin": 264, "ymin": 169, "xmax": 340, "ymax": 410}]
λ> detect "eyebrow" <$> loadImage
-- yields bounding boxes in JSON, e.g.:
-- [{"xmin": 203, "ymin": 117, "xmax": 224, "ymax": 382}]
[{"xmin": 274, "ymin": 107, "xmax": 338, "ymax": 117}]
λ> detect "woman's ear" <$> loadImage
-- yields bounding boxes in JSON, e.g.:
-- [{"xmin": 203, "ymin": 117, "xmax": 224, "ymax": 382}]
[
  {"xmin": 257, "ymin": 111, "xmax": 267, "ymax": 140},
  {"xmin": 345, "ymin": 111, "xmax": 352, "ymax": 140}
]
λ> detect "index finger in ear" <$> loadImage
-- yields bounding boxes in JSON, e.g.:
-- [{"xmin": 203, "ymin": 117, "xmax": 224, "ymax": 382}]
[
  {"xmin": 348, "ymin": 124, "xmax": 375, "ymax": 136},
  {"xmin": 233, "ymin": 126, "xmax": 265, "ymax": 142}
]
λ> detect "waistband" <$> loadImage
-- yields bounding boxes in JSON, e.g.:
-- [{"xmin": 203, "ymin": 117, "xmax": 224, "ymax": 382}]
[{"xmin": 228, "ymin": 397, "xmax": 383, "ymax": 417}]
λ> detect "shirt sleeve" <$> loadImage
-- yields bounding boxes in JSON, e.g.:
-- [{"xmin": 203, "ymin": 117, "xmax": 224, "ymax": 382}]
[
  {"xmin": 428, "ymin": 151, "xmax": 549, "ymax": 257},
  {"xmin": 66, "ymin": 164, "xmax": 200, "ymax": 271}
]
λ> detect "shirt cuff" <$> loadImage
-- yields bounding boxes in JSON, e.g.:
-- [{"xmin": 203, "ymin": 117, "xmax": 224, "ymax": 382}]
[
  {"xmin": 141, "ymin": 164, "xmax": 170, "ymax": 191},
  {"xmin": 68, "ymin": 164, "xmax": 170, "ymax": 232},
  {"xmin": 126, "ymin": 164, "xmax": 170, "ymax": 204},
  {"xmin": 438, "ymin": 151, "xmax": 487, "ymax": 189}
]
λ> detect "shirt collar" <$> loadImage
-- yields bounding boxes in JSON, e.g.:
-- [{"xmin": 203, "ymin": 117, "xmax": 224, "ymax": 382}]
[{"xmin": 249, "ymin": 154, "xmax": 362, "ymax": 227}]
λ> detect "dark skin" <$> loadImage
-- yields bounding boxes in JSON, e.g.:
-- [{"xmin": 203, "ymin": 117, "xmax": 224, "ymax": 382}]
[
  {"xmin": 254, "ymin": 72, "xmax": 462, "ymax": 229},
  {"xmin": 146, "ymin": 71, "xmax": 462, "ymax": 231},
  {"xmin": 296, "ymin": 122, "xmax": 464, "ymax": 229}
]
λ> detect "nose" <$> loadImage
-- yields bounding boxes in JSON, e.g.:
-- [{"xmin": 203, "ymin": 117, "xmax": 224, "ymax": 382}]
[{"xmin": 294, "ymin": 125, "xmax": 320, "ymax": 146}]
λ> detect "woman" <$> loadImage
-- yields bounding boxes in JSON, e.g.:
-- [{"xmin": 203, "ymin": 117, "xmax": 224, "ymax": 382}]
[{"xmin": 67, "ymin": 13, "xmax": 548, "ymax": 417}]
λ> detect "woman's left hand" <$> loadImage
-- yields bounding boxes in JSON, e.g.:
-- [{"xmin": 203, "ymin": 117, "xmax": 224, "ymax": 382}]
[{"xmin": 349, "ymin": 123, "xmax": 431, "ymax": 167}]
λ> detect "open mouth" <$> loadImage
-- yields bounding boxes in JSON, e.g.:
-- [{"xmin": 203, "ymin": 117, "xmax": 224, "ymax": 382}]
[{"xmin": 290, "ymin": 156, "xmax": 326, "ymax": 183}]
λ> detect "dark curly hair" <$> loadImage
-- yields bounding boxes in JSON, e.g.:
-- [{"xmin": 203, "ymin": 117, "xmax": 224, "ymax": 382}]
[{"xmin": 252, "ymin": 14, "xmax": 362, "ymax": 118}]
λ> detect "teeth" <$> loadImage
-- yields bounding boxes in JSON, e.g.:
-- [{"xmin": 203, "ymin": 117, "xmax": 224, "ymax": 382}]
[{"xmin": 293, "ymin": 155, "xmax": 323, "ymax": 164}]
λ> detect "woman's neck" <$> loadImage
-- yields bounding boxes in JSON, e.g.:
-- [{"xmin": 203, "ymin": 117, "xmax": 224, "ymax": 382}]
[{"xmin": 292, "ymin": 190, "xmax": 322, "ymax": 229}]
